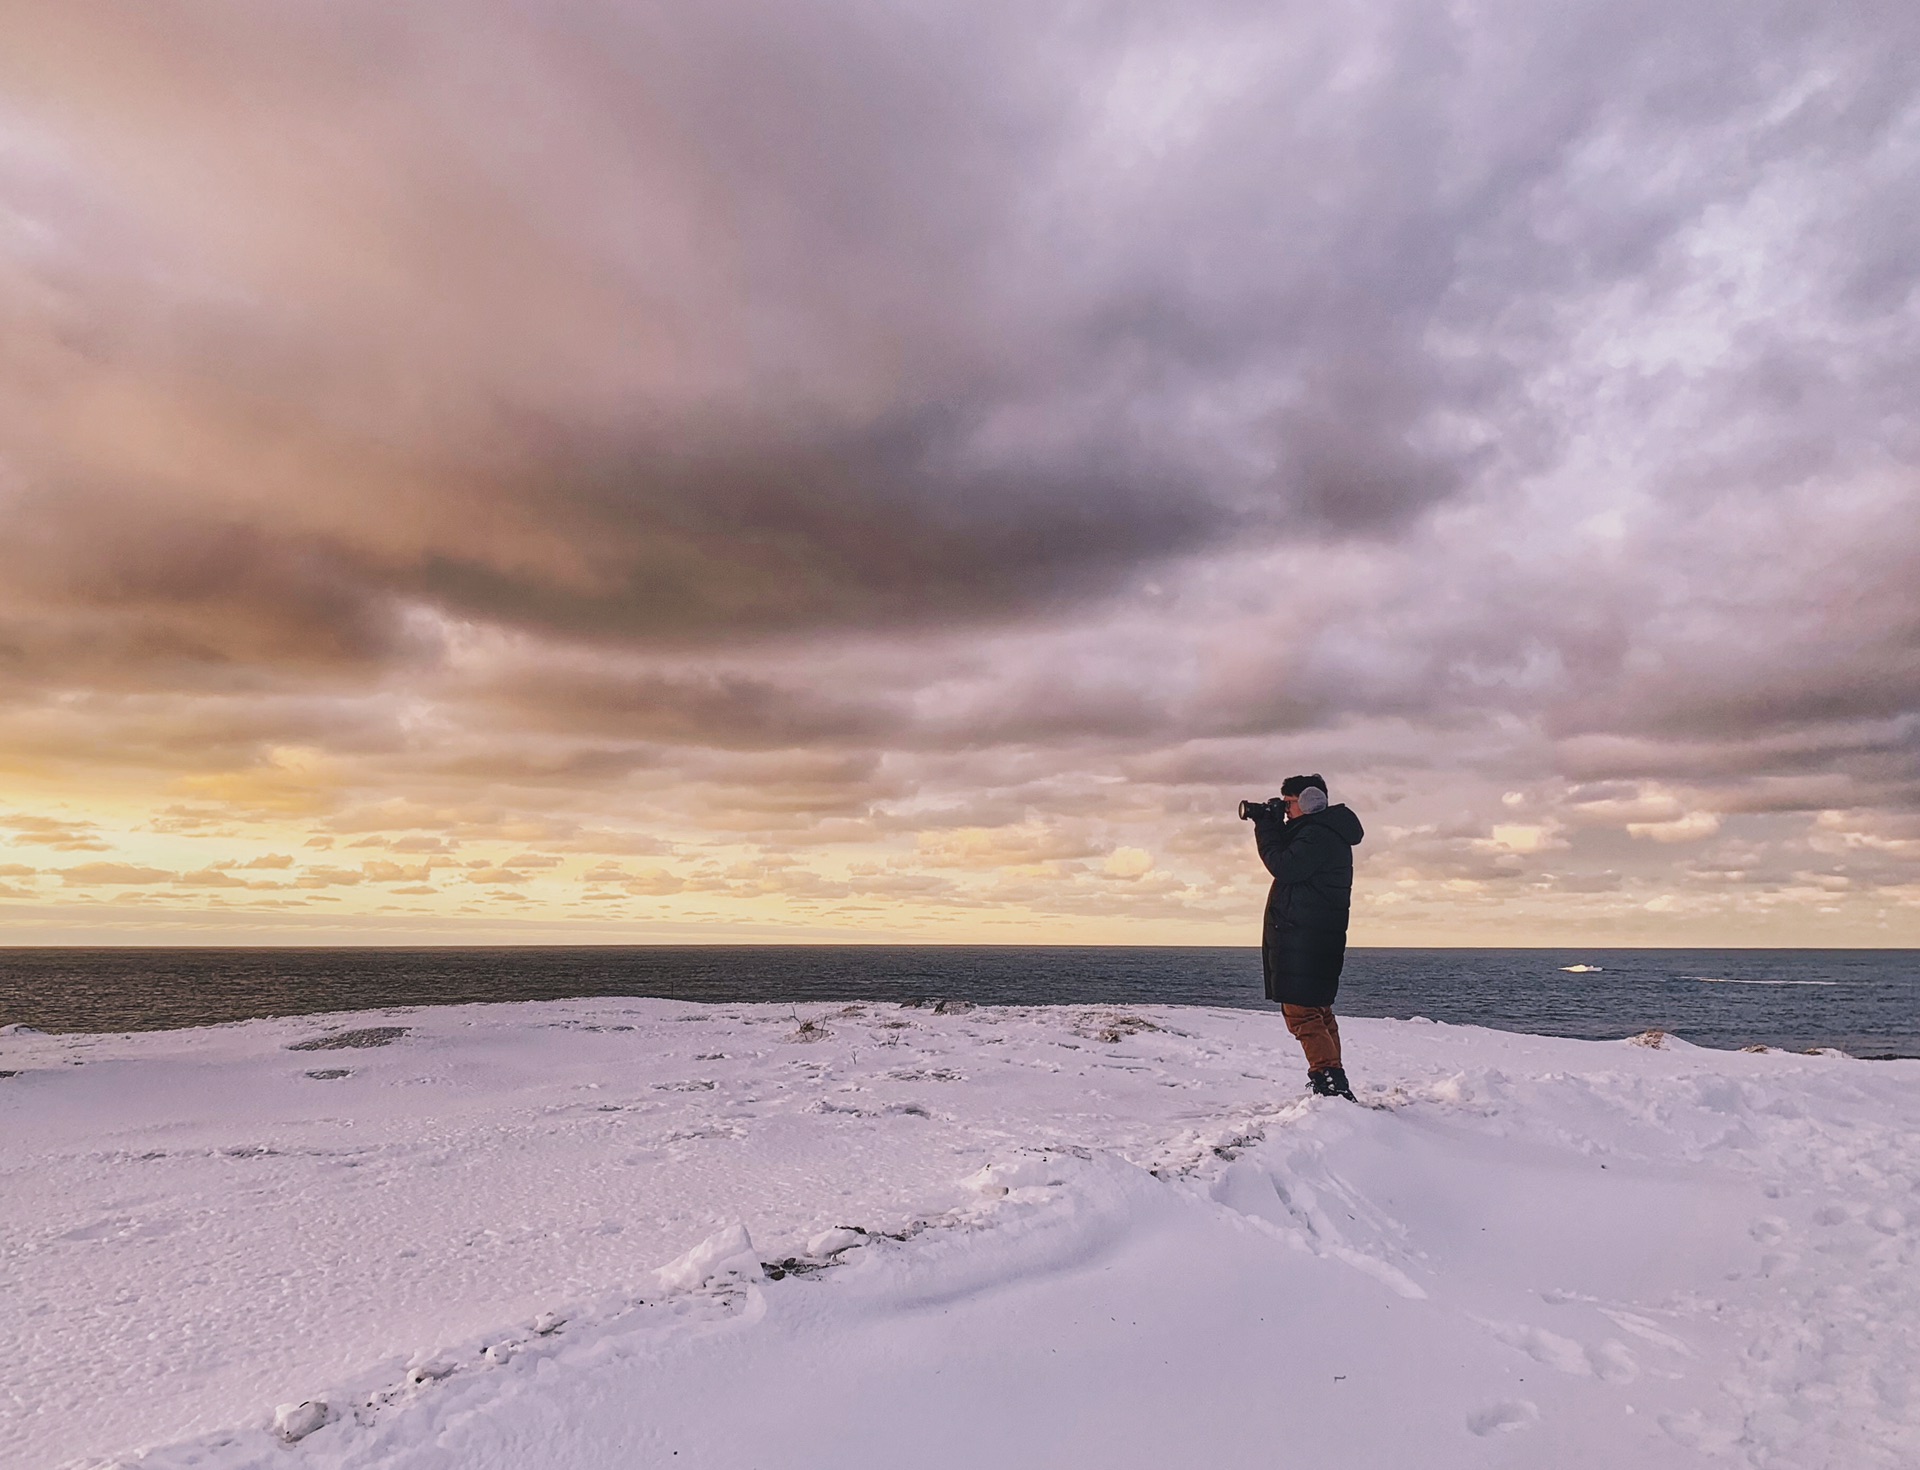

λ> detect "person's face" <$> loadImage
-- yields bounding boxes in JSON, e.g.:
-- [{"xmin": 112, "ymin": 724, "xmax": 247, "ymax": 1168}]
[{"xmin": 1280, "ymin": 793, "xmax": 1302, "ymax": 818}]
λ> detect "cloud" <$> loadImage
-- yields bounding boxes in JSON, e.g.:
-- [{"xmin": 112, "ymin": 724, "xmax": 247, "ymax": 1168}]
[
  {"xmin": 463, "ymin": 866, "xmax": 533, "ymax": 886},
  {"xmin": 60, "ymin": 862, "xmax": 174, "ymax": 886},
  {"xmin": 1485, "ymin": 824, "xmax": 1567, "ymax": 856},
  {"xmin": 170, "ymin": 748, "xmax": 346, "ymax": 818},
  {"xmin": 360, "ymin": 860, "xmax": 435, "ymax": 884},
  {"xmin": 14, "ymin": 1, "xmax": 1906, "ymax": 675},
  {"xmin": 1627, "ymin": 811, "xmax": 1723, "ymax": 844},
  {"xmin": 294, "ymin": 866, "xmax": 365, "ymax": 888},
  {"xmin": 916, "ymin": 822, "xmax": 1104, "ymax": 871},
  {"xmin": 595, "ymin": 867, "xmax": 687, "ymax": 897},
  {"xmin": 0, "ymin": 2, "xmax": 1916, "ymax": 940},
  {"xmin": 173, "ymin": 866, "xmax": 245, "ymax": 888},
  {"xmin": 2, "ymin": 814, "xmax": 112, "ymax": 851},
  {"xmin": 1103, "ymin": 847, "xmax": 1155, "ymax": 879}
]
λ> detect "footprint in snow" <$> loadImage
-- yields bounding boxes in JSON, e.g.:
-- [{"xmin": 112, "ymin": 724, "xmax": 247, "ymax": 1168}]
[
  {"xmin": 1590, "ymin": 1339, "xmax": 1640, "ymax": 1383},
  {"xmin": 1483, "ymin": 1321, "xmax": 1594, "ymax": 1376},
  {"xmin": 1468, "ymin": 1400, "xmax": 1539, "ymax": 1436}
]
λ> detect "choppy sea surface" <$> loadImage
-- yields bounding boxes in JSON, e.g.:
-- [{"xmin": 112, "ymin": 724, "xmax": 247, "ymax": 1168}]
[{"xmin": 1, "ymin": 947, "xmax": 1915, "ymax": 1057}]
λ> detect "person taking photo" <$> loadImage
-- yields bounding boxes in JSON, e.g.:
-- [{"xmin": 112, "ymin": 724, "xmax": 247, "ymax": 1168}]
[{"xmin": 1243, "ymin": 774, "xmax": 1365, "ymax": 1100}]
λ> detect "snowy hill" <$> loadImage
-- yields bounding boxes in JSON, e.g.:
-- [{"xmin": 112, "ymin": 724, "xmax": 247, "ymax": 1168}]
[{"xmin": 2, "ymin": 999, "xmax": 1915, "ymax": 1469}]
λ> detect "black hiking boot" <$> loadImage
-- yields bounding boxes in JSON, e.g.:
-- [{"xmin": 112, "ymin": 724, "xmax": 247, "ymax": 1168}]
[{"xmin": 1308, "ymin": 1067, "xmax": 1356, "ymax": 1101}]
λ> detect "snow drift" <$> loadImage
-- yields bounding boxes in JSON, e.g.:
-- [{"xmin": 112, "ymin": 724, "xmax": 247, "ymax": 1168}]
[{"xmin": 2, "ymin": 999, "xmax": 1915, "ymax": 1469}]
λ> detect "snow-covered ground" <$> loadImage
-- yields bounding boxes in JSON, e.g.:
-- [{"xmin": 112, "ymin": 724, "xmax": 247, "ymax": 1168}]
[{"xmin": 3, "ymin": 998, "xmax": 1916, "ymax": 1469}]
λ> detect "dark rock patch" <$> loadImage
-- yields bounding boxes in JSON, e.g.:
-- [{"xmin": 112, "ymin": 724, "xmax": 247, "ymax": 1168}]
[{"xmin": 289, "ymin": 1026, "xmax": 410, "ymax": 1052}]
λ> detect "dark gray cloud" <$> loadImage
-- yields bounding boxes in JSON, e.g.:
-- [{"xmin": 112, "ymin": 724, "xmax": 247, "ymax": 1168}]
[{"xmin": 8, "ymin": 0, "xmax": 1912, "ymax": 676}]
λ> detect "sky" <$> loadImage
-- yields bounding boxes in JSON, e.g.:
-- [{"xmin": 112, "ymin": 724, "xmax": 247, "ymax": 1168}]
[{"xmin": 1, "ymin": 0, "xmax": 1918, "ymax": 947}]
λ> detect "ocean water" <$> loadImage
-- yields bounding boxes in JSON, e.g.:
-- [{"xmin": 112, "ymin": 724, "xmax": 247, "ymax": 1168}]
[{"xmin": 3, "ymin": 947, "xmax": 1917, "ymax": 1057}]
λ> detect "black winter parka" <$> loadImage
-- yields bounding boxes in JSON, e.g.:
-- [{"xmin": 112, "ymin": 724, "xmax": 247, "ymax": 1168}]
[{"xmin": 1253, "ymin": 803, "xmax": 1364, "ymax": 1007}]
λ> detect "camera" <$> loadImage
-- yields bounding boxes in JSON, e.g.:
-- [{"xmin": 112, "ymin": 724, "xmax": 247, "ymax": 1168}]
[{"xmin": 1238, "ymin": 797, "xmax": 1287, "ymax": 821}]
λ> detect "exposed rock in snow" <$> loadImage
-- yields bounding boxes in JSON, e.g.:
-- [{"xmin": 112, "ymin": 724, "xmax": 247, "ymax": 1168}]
[
  {"xmin": 405, "ymin": 1356, "xmax": 458, "ymax": 1386},
  {"xmin": 805, "ymin": 1227, "xmax": 868, "ymax": 1257},
  {"xmin": 286, "ymin": 1026, "xmax": 410, "ymax": 1052},
  {"xmin": 656, "ymin": 1222, "xmax": 764, "ymax": 1293},
  {"xmin": 270, "ymin": 1400, "xmax": 328, "ymax": 1443}
]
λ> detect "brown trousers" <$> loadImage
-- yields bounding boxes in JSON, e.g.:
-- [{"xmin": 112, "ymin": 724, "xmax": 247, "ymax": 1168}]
[{"xmin": 1282, "ymin": 1004, "xmax": 1342, "ymax": 1071}]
